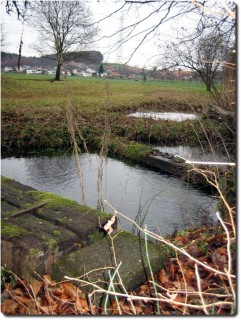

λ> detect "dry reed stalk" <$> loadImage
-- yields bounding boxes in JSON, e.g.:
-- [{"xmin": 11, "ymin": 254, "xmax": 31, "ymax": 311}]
[
  {"xmin": 97, "ymin": 78, "xmax": 112, "ymax": 209},
  {"xmin": 64, "ymin": 79, "xmax": 91, "ymax": 205}
]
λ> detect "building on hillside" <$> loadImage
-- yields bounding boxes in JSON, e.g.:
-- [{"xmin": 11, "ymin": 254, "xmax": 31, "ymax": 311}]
[{"xmin": 4, "ymin": 66, "xmax": 14, "ymax": 72}]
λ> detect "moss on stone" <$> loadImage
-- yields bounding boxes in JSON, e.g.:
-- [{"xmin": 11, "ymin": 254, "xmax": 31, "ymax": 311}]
[
  {"xmin": 1, "ymin": 222, "xmax": 29, "ymax": 237},
  {"xmin": 41, "ymin": 234, "xmax": 59, "ymax": 253},
  {"xmin": 81, "ymin": 206, "xmax": 112, "ymax": 220},
  {"xmin": 29, "ymin": 191, "xmax": 81, "ymax": 209},
  {"xmin": 52, "ymin": 230, "xmax": 61, "ymax": 236},
  {"xmin": 1, "ymin": 176, "xmax": 11, "ymax": 183},
  {"xmin": 123, "ymin": 142, "xmax": 152, "ymax": 160},
  {"xmin": 88, "ymin": 230, "xmax": 105, "ymax": 243},
  {"xmin": 28, "ymin": 248, "xmax": 41, "ymax": 257},
  {"xmin": 29, "ymin": 190, "xmax": 112, "ymax": 220}
]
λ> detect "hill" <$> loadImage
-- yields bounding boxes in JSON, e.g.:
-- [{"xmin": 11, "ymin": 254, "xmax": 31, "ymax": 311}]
[
  {"xmin": 102, "ymin": 62, "xmax": 145, "ymax": 79},
  {"xmin": 1, "ymin": 51, "xmax": 104, "ymax": 69}
]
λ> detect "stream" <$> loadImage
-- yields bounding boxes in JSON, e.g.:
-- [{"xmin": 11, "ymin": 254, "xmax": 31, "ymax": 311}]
[{"xmin": 1, "ymin": 154, "xmax": 218, "ymax": 236}]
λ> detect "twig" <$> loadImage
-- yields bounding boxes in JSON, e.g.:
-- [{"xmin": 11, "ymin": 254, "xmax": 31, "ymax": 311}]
[
  {"xmin": 144, "ymin": 224, "xmax": 160, "ymax": 314},
  {"xmin": 64, "ymin": 276, "xmax": 233, "ymax": 310},
  {"xmin": 144, "ymin": 228, "xmax": 235, "ymax": 279},
  {"xmin": 216, "ymin": 211, "xmax": 236, "ymax": 302},
  {"xmin": 176, "ymin": 253, "xmax": 188, "ymax": 314},
  {"xmin": 7, "ymin": 202, "xmax": 48, "ymax": 219},
  {"xmin": 151, "ymin": 281, "xmax": 232, "ymax": 298},
  {"xmin": 195, "ymin": 264, "xmax": 209, "ymax": 315},
  {"xmin": 103, "ymin": 200, "xmax": 235, "ymax": 279},
  {"xmin": 6, "ymin": 290, "xmax": 30, "ymax": 314}
]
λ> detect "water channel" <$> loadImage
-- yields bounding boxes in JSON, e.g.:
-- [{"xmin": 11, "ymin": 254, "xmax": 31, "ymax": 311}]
[{"xmin": 1, "ymin": 154, "xmax": 218, "ymax": 236}]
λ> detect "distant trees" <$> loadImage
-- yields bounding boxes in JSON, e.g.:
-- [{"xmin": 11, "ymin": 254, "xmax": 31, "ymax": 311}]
[{"xmin": 30, "ymin": 1, "xmax": 97, "ymax": 81}]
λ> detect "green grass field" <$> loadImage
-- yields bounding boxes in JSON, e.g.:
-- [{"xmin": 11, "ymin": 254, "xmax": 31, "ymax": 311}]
[{"xmin": 1, "ymin": 73, "xmax": 210, "ymax": 112}]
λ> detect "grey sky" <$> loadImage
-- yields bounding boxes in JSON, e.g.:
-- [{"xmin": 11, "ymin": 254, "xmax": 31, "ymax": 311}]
[
  {"xmin": 1, "ymin": 0, "xmax": 237, "ymax": 68},
  {"xmin": 1, "ymin": 0, "xmax": 165, "ymax": 68}
]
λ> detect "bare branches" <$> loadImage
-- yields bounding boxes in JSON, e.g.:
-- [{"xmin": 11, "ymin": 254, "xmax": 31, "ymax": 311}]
[
  {"xmin": 5, "ymin": 0, "xmax": 30, "ymax": 20},
  {"xmin": 92, "ymin": 0, "xmax": 235, "ymax": 65},
  {"xmin": 191, "ymin": 0, "xmax": 236, "ymax": 19},
  {"xmin": 29, "ymin": 1, "xmax": 97, "ymax": 80}
]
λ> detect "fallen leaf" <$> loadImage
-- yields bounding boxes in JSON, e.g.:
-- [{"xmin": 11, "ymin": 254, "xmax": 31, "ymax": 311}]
[
  {"xmin": 13, "ymin": 295, "xmax": 31, "ymax": 307},
  {"xmin": 212, "ymin": 249, "xmax": 228, "ymax": 270},
  {"xmin": 76, "ymin": 299, "xmax": 89, "ymax": 314},
  {"xmin": 174, "ymin": 236, "xmax": 189, "ymax": 245},
  {"xmin": 187, "ymin": 245, "xmax": 205, "ymax": 257},
  {"xmin": 169, "ymin": 263, "xmax": 177, "ymax": 281},
  {"xmin": 31, "ymin": 279, "xmax": 43, "ymax": 296},
  {"xmin": 1, "ymin": 299, "xmax": 19, "ymax": 315},
  {"xmin": 60, "ymin": 282, "xmax": 77, "ymax": 300},
  {"xmin": 28, "ymin": 300, "xmax": 40, "ymax": 315},
  {"xmin": 184, "ymin": 269, "xmax": 195, "ymax": 283},
  {"xmin": 216, "ymin": 247, "xmax": 227, "ymax": 255},
  {"xmin": 138, "ymin": 284, "xmax": 149, "ymax": 295},
  {"xmin": 158, "ymin": 269, "xmax": 169, "ymax": 287},
  {"xmin": 39, "ymin": 305, "xmax": 52, "ymax": 314},
  {"xmin": 43, "ymin": 274, "xmax": 54, "ymax": 287},
  {"xmin": 12, "ymin": 288, "xmax": 24, "ymax": 296},
  {"xmin": 52, "ymin": 287, "xmax": 63, "ymax": 297}
]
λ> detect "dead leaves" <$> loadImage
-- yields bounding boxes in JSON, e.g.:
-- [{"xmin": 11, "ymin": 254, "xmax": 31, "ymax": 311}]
[
  {"xmin": 1, "ymin": 299, "xmax": 19, "ymax": 315},
  {"xmin": 1, "ymin": 275, "xmax": 94, "ymax": 315},
  {"xmin": 133, "ymin": 225, "xmax": 236, "ymax": 315},
  {"xmin": 1, "ymin": 225, "xmax": 235, "ymax": 315}
]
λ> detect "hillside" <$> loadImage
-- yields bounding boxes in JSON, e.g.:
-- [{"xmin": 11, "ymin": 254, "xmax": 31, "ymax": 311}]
[
  {"xmin": 1, "ymin": 51, "xmax": 104, "ymax": 69},
  {"xmin": 102, "ymin": 62, "xmax": 145, "ymax": 78}
]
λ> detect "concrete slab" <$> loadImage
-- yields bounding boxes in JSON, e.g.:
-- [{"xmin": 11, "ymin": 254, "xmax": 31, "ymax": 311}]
[{"xmin": 52, "ymin": 230, "xmax": 167, "ymax": 305}]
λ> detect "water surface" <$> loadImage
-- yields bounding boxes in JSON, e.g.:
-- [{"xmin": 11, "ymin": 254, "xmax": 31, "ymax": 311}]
[
  {"xmin": 1, "ymin": 154, "xmax": 218, "ymax": 236},
  {"xmin": 128, "ymin": 112, "xmax": 198, "ymax": 122}
]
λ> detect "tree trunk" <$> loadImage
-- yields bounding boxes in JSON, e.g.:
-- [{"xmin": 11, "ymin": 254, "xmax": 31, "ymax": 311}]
[
  {"xmin": 206, "ymin": 82, "xmax": 211, "ymax": 91},
  {"xmin": 55, "ymin": 64, "xmax": 61, "ymax": 81}
]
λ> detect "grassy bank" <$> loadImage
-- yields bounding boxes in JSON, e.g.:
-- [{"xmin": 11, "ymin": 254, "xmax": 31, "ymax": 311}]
[{"xmin": 2, "ymin": 73, "xmax": 232, "ymax": 159}]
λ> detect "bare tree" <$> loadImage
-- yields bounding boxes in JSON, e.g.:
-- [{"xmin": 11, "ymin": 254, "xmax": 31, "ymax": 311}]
[
  {"xmin": 161, "ymin": 29, "xmax": 231, "ymax": 93},
  {"xmin": 30, "ymin": 1, "xmax": 97, "ymax": 81}
]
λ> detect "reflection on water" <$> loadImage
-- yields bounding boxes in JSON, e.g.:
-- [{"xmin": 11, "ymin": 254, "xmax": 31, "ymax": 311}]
[
  {"xmin": 1, "ymin": 154, "xmax": 218, "ymax": 236},
  {"xmin": 155, "ymin": 145, "xmax": 229, "ymax": 162},
  {"xmin": 128, "ymin": 112, "xmax": 198, "ymax": 122}
]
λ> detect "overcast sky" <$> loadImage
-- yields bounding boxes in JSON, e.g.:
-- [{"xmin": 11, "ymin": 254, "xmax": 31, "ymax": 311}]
[
  {"xmin": 0, "ymin": 0, "xmax": 178, "ymax": 68},
  {"xmin": 1, "ymin": 1, "xmax": 237, "ymax": 68}
]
